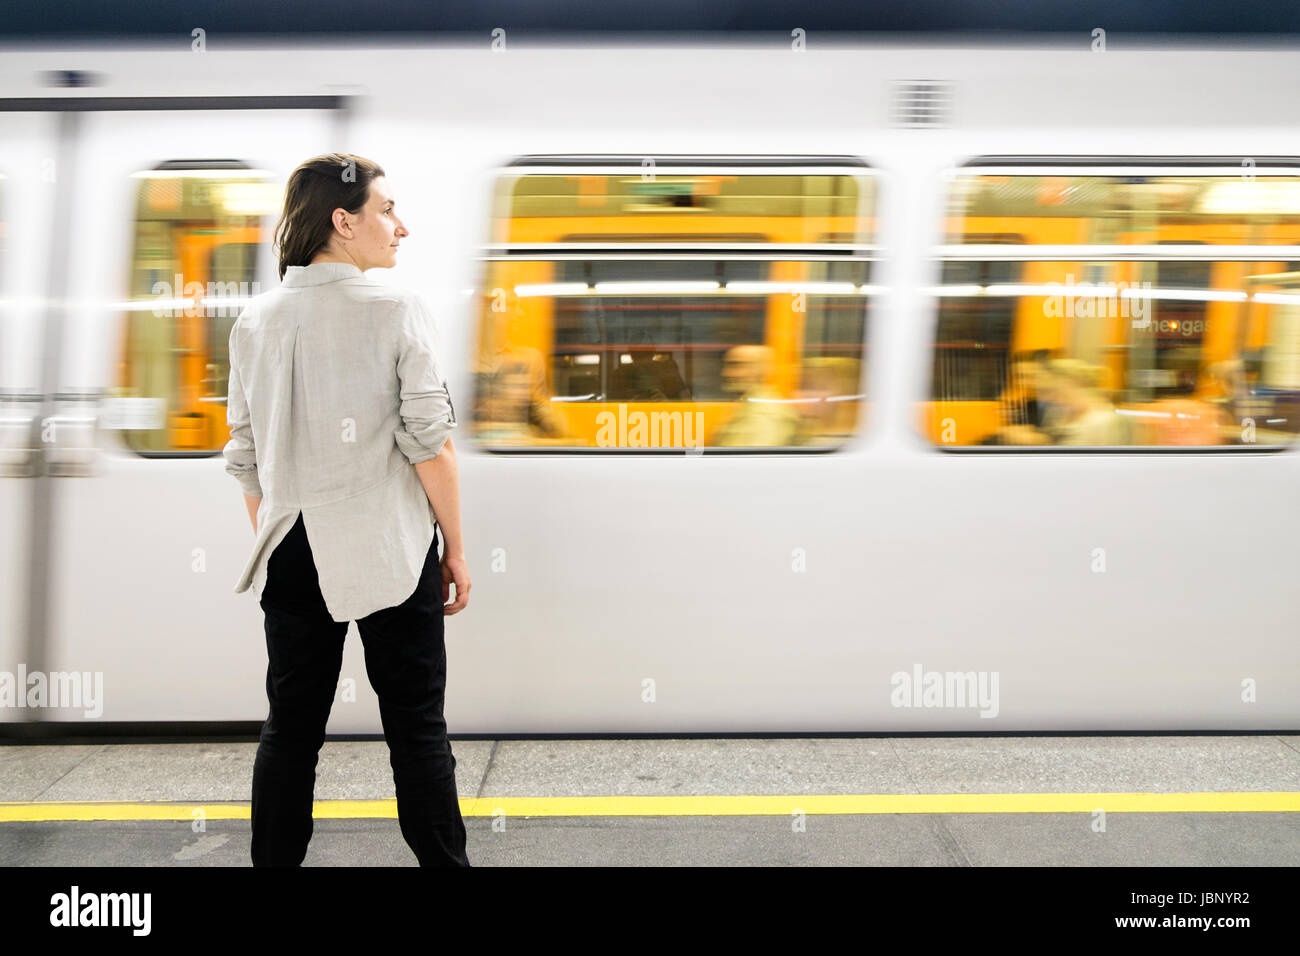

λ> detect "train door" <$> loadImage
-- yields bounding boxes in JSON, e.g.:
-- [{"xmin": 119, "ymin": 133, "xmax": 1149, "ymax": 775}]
[
  {"xmin": 31, "ymin": 100, "xmax": 344, "ymax": 723},
  {"xmin": 0, "ymin": 110, "xmax": 60, "ymax": 725}
]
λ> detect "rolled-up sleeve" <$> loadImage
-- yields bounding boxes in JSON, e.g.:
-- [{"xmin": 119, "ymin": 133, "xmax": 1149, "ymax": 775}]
[
  {"xmin": 394, "ymin": 294, "xmax": 458, "ymax": 464},
  {"xmin": 222, "ymin": 320, "xmax": 263, "ymax": 498}
]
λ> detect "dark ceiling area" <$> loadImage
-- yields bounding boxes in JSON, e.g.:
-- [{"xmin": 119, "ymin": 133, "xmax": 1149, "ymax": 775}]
[{"xmin": 4, "ymin": 0, "xmax": 1300, "ymax": 40}]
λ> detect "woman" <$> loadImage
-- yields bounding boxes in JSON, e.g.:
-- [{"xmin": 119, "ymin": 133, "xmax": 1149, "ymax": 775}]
[{"xmin": 223, "ymin": 153, "xmax": 471, "ymax": 866}]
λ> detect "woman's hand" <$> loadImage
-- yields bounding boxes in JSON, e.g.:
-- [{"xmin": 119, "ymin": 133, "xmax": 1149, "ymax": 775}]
[
  {"xmin": 243, "ymin": 493, "xmax": 261, "ymax": 533},
  {"xmin": 441, "ymin": 553, "xmax": 470, "ymax": 614}
]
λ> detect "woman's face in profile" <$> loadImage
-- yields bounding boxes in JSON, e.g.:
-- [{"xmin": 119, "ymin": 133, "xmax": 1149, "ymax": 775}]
[{"xmin": 349, "ymin": 175, "xmax": 409, "ymax": 270}]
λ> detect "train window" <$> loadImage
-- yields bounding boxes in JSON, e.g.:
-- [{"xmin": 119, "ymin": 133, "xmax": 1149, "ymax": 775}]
[
  {"xmin": 472, "ymin": 158, "xmax": 877, "ymax": 450},
  {"xmin": 111, "ymin": 161, "xmax": 279, "ymax": 454},
  {"xmin": 921, "ymin": 162, "xmax": 1300, "ymax": 448}
]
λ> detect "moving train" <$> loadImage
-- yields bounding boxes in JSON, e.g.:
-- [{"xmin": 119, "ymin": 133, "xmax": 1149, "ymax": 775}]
[{"xmin": 1, "ymin": 39, "xmax": 1297, "ymax": 733}]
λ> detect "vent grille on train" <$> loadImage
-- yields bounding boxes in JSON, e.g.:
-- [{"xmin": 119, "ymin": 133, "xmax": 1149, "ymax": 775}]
[{"xmin": 890, "ymin": 80, "xmax": 953, "ymax": 127}]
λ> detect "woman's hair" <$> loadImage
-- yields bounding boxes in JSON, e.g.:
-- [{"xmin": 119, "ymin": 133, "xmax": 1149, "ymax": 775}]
[
  {"xmin": 273, "ymin": 153, "xmax": 386, "ymax": 279},
  {"xmin": 1046, "ymin": 357, "xmax": 1104, "ymax": 390}
]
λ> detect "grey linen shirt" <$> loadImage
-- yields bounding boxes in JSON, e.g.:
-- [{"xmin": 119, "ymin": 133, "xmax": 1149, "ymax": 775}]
[{"xmin": 223, "ymin": 260, "xmax": 458, "ymax": 622}]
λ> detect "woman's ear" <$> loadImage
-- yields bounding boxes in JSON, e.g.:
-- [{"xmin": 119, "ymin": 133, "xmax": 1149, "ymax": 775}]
[{"xmin": 332, "ymin": 207, "xmax": 352, "ymax": 238}]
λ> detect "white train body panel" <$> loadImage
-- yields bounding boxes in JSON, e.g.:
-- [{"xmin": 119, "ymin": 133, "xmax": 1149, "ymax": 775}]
[{"xmin": 0, "ymin": 43, "xmax": 1295, "ymax": 731}]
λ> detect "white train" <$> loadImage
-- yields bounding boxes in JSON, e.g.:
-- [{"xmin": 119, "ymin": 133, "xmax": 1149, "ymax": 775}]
[{"xmin": 1, "ymin": 39, "xmax": 1297, "ymax": 733}]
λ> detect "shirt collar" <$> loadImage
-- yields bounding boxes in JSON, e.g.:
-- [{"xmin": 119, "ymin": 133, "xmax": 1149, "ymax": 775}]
[{"xmin": 282, "ymin": 261, "xmax": 365, "ymax": 287}]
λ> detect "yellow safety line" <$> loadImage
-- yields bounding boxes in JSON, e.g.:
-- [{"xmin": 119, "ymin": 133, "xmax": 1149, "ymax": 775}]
[{"xmin": 0, "ymin": 792, "xmax": 1298, "ymax": 822}]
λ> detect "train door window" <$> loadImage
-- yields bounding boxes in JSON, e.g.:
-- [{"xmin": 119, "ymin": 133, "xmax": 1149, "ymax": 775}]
[
  {"xmin": 922, "ymin": 162, "xmax": 1300, "ymax": 448},
  {"xmin": 471, "ymin": 158, "xmax": 877, "ymax": 450},
  {"xmin": 112, "ymin": 161, "xmax": 279, "ymax": 454}
]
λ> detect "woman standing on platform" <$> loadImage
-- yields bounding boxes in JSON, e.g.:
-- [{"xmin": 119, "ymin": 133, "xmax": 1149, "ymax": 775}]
[{"xmin": 223, "ymin": 153, "xmax": 472, "ymax": 866}]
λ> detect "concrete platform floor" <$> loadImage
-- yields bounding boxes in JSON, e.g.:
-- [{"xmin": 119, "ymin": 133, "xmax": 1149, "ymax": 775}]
[{"xmin": 1, "ymin": 735, "xmax": 1297, "ymax": 865}]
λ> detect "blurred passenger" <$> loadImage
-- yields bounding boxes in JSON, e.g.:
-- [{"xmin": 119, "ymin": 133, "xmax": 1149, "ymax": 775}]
[
  {"xmin": 794, "ymin": 357, "xmax": 861, "ymax": 445},
  {"xmin": 989, "ymin": 349, "xmax": 1054, "ymax": 446},
  {"xmin": 713, "ymin": 344, "xmax": 801, "ymax": 447},
  {"xmin": 1205, "ymin": 357, "xmax": 1250, "ymax": 440},
  {"xmin": 1148, "ymin": 395, "xmax": 1227, "ymax": 445},
  {"xmin": 1040, "ymin": 358, "xmax": 1126, "ymax": 446},
  {"xmin": 473, "ymin": 293, "xmax": 565, "ymax": 442},
  {"xmin": 609, "ymin": 330, "xmax": 691, "ymax": 401},
  {"xmin": 1128, "ymin": 359, "xmax": 1239, "ymax": 446}
]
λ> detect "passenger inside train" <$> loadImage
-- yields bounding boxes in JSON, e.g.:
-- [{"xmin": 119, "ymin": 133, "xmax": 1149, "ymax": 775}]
[
  {"xmin": 713, "ymin": 344, "xmax": 803, "ymax": 447},
  {"xmin": 608, "ymin": 330, "xmax": 692, "ymax": 402},
  {"xmin": 473, "ymin": 292, "xmax": 567, "ymax": 443}
]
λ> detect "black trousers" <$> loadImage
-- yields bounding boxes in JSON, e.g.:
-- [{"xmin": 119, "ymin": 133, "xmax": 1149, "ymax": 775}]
[{"xmin": 251, "ymin": 512, "xmax": 470, "ymax": 867}]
